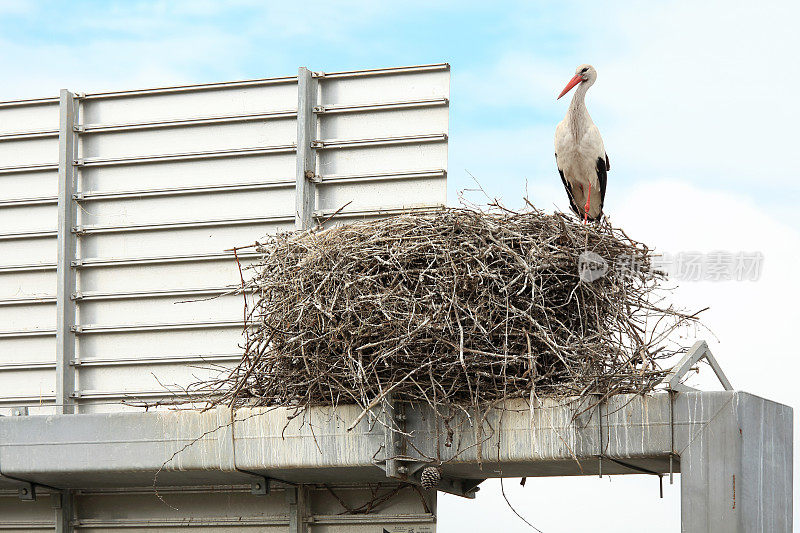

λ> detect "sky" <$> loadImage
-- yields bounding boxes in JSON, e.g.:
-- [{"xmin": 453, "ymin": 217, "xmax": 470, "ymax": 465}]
[{"xmin": 1, "ymin": 0, "xmax": 798, "ymax": 530}]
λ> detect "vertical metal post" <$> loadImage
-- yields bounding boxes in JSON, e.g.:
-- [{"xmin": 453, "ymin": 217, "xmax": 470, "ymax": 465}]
[
  {"xmin": 53, "ymin": 490, "xmax": 74, "ymax": 533},
  {"xmin": 287, "ymin": 486, "xmax": 309, "ymax": 533},
  {"xmin": 295, "ymin": 67, "xmax": 317, "ymax": 230},
  {"xmin": 383, "ymin": 396, "xmax": 398, "ymax": 478},
  {"xmin": 56, "ymin": 89, "xmax": 79, "ymax": 415}
]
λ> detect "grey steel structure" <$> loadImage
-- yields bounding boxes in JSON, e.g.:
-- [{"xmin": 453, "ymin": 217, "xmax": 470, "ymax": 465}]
[
  {"xmin": 0, "ymin": 65, "xmax": 793, "ymax": 531},
  {"xmin": 0, "ymin": 389, "xmax": 792, "ymax": 531}
]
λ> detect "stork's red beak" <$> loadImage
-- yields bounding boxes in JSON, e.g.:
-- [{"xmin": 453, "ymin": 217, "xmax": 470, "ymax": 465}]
[{"xmin": 557, "ymin": 74, "xmax": 583, "ymax": 100}]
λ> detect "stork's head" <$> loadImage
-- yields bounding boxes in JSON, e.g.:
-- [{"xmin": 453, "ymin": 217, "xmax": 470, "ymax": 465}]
[{"xmin": 557, "ymin": 64, "xmax": 596, "ymax": 100}]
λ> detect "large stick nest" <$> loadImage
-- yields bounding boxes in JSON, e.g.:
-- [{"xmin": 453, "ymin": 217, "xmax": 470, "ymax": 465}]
[{"xmin": 219, "ymin": 206, "xmax": 696, "ymax": 412}]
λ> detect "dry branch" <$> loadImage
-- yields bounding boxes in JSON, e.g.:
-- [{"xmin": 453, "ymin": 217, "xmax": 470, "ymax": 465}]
[{"xmin": 206, "ymin": 205, "xmax": 696, "ymax": 418}]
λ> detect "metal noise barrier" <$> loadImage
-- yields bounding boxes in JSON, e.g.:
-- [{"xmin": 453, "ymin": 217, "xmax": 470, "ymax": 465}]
[{"xmin": 0, "ymin": 63, "xmax": 449, "ymax": 414}]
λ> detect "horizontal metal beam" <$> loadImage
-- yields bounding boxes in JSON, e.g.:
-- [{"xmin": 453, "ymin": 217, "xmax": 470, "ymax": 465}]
[
  {"xmin": 73, "ymin": 353, "xmax": 242, "ymax": 368},
  {"xmin": 0, "ymin": 196, "xmax": 58, "ymax": 208},
  {"xmin": 3, "ymin": 291, "xmax": 251, "ymax": 310},
  {"xmin": 1, "ymin": 319, "xmax": 246, "ymax": 339},
  {"xmin": 314, "ymin": 97, "xmax": 448, "ymax": 115},
  {"xmin": 0, "ymin": 96, "xmax": 59, "ymax": 108},
  {"xmin": 73, "ymin": 485, "xmax": 255, "ymax": 495},
  {"xmin": 0, "ymin": 391, "xmax": 788, "ymax": 494},
  {"xmin": 310, "ymin": 514, "xmax": 436, "ymax": 525},
  {"xmin": 0, "ymin": 353, "xmax": 241, "ymax": 373},
  {"xmin": 0, "ymin": 64, "xmax": 449, "ymax": 111},
  {"xmin": 70, "ymin": 389, "xmax": 221, "ymax": 401},
  {"xmin": 72, "ymin": 251, "xmax": 260, "ymax": 269},
  {"xmin": 75, "ymin": 144, "xmax": 295, "ymax": 168},
  {"xmin": 312, "ymin": 133, "xmax": 447, "ymax": 150},
  {"xmin": 0, "ymin": 394, "xmax": 55, "ymax": 404},
  {"xmin": 0, "ymin": 285, "xmax": 246, "ymax": 306},
  {"xmin": 58, "ymin": 133, "xmax": 445, "ymax": 173},
  {"xmin": 74, "ymin": 179, "xmax": 294, "ymax": 202},
  {"xmin": 81, "ymin": 76, "xmax": 298, "ymax": 100},
  {"xmin": 42, "ymin": 207, "xmax": 439, "ymax": 244},
  {"xmin": 72, "ymin": 285, "xmax": 242, "ymax": 302},
  {"xmin": 77, "ymin": 109, "xmax": 297, "ymax": 134},
  {"xmin": 0, "ymin": 328, "xmax": 55, "ymax": 339},
  {"xmin": 315, "ymin": 204, "xmax": 442, "ymax": 220},
  {"xmin": 317, "ymin": 169, "xmax": 446, "ymax": 185},
  {"xmin": 0, "ymin": 389, "xmax": 221, "ymax": 403},
  {"xmin": 73, "ymin": 214, "xmax": 292, "ymax": 235},
  {"xmin": 0, "ymin": 361, "xmax": 56, "ymax": 371},
  {"xmin": 0, "ymin": 129, "xmax": 58, "ymax": 142},
  {"xmin": 71, "ymin": 518, "xmax": 288, "ymax": 528},
  {"xmin": 70, "ymin": 168, "xmax": 441, "ymax": 203},
  {"xmin": 0, "ymin": 169, "xmax": 439, "ymax": 216},
  {"xmin": 0, "ymin": 262, "xmax": 57, "ymax": 274},
  {"xmin": 66, "ymin": 207, "xmax": 438, "ymax": 241},
  {"xmin": 71, "ymin": 133, "xmax": 443, "ymax": 169},
  {"xmin": 0, "ymin": 162, "xmax": 58, "ymax": 175},
  {"xmin": 0, "ymin": 295, "xmax": 56, "ymax": 307},
  {"xmin": 0, "ymin": 520, "xmax": 55, "ymax": 529},
  {"xmin": 0, "ymin": 229, "xmax": 56, "ymax": 241},
  {"xmin": 316, "ymin": 63, "xmax": 450, "ymax": 79},
  {"xmin": 70, "ymin": 320, "xmax": 245, "ymax": 335}
]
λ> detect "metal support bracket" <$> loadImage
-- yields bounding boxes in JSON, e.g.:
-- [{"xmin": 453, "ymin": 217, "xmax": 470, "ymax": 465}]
[
  {"xmin": 250, "ymin": 476, "xmax": 270, "ymax": 495},
  {"xmin": 376, "ymin": 397, "xmax": 484, "ymax": 498},
  {"xmin": 18, "ymin": 482, "xmax": 35, "ymax": 501},
  {"xmin": 437, "ymin": 476, "xmax": 483, "ymax": 499},
  {"xmin": 663, "ymin": 340, "xmax": 732, "ymax": 392}
]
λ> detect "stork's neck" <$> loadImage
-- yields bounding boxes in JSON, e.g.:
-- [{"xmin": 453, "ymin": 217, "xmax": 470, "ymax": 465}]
[{"xmin": 567, "ymin": 81, "xmax": 592, "ymax": 137}]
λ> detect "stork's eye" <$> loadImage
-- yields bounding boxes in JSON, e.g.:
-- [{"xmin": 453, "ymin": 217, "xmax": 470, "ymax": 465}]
[{"xmin": 581, "ymin": 67, "xmax": 588, "ymax": 73}]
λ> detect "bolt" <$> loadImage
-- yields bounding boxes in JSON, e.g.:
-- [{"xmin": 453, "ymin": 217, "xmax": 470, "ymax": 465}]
[
  {"xmin": 397, "ymin": 466, "xmax": 409, "ymax": 475},
  {"xmin": 254, "ymin": 483, "xmax": 261, "ymax": 490},
  {"xmin": 21, "ymin": 488, "xmax": 28, "ymax": 495}
]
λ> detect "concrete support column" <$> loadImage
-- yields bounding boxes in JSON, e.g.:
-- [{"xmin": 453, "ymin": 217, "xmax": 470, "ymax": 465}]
[{"xmin": 679, "ymin": 392, "xmax": 792, "ymax": 532}]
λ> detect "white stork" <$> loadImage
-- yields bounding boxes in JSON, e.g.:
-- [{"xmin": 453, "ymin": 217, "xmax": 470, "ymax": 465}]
[{"xmin": 554, "ymin": 64, "xmax": 609, "ymax": 223}]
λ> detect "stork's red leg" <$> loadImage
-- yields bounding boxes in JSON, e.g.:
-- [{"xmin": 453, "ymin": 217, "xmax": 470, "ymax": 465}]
[{"xmin": 583, "ymin": 183, "xmax": 591, "ymax": 224}]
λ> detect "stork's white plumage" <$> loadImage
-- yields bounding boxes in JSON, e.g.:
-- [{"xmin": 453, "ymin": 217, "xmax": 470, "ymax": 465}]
[{"xmin": 554, "ymin": 64, "xmax": 609, "ymax": 223}]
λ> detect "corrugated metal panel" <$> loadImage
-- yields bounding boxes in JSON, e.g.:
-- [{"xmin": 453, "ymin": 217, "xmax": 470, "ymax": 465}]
[{"xmin": 0, "ymin": 64, "xmax": 449, "ymax": 414}]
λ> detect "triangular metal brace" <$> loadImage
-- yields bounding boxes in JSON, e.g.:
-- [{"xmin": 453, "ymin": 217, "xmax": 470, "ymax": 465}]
[{"xmin": 663, "ymin": 340, "xmax": 732, "ymax": 392}]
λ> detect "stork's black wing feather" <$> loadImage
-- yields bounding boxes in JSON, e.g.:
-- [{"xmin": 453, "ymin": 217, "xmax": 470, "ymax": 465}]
[
  {"xmin": 605, "ymin": 152, "xmax": 610, "ymax": 171},
  {"xmin": 557, "ymin": 163, "xmax": 581, "ymax": 217},
  {"xmin": 595, "ymin": 156, "xmax": 608, "ymax": 215}
]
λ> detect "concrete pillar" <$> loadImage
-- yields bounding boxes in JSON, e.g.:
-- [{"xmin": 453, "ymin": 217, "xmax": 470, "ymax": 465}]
[{"xmin": 679, "ymin": 392, "xmax": 792, "ymax": 532}]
